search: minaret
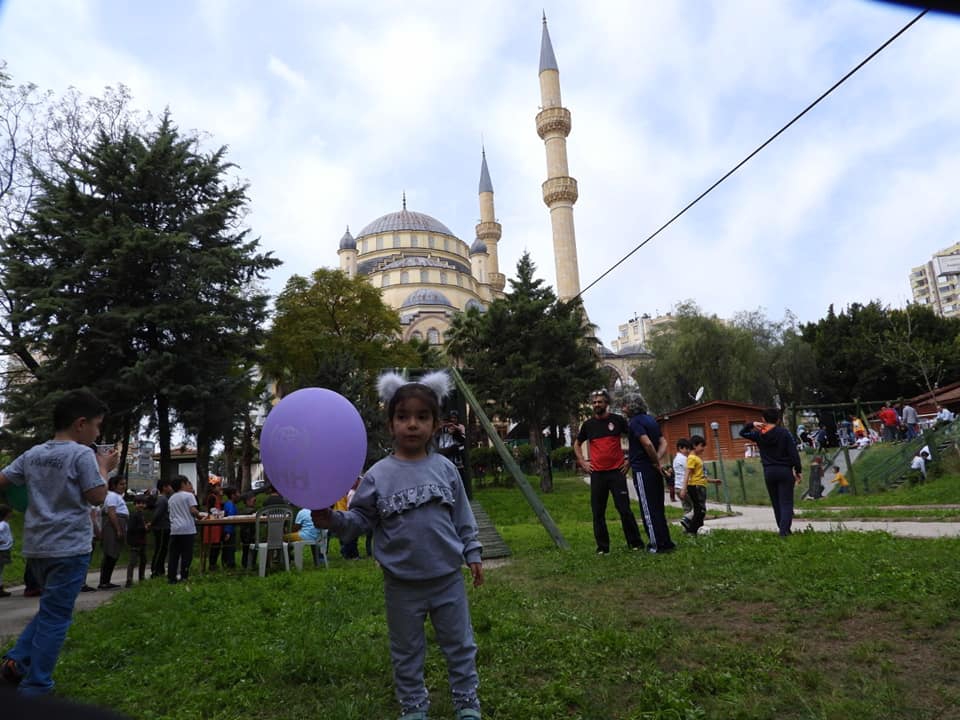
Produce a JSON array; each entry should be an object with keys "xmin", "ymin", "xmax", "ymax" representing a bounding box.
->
[
  {"xmin": 475, "ymin": 148, "xmax": 505, "ymax": 293},
  {"xmin": 537, "ymin": 14, "xmax": 581, "ymax": 301},
  {"xmin": 337, "ymin": 225, "xmax": 357, "ymax": 278}
]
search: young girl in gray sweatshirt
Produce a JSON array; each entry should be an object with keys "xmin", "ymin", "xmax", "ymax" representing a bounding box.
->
[{"xmin": 313, "ymin": 371, "xmax": 483, "ymax": 720}]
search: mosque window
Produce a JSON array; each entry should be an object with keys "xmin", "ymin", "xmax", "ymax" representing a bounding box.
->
[
  {"xmin": 440, "ymin": 271, "xmax": 447, "ymax": 285},
  {"xmin": 400, "ymin": 271, "xmax": 410, "ymax": 284},
  {"xmin": 444, "ymin": 238, "xmax": 450, "ymax": 252},
  {"xmin": 376, "ymin": 236, "xmax": 384, "ymax": 250},
  {"xmin": 393, "ymin": 233, "xmax": 400, "ymax": 248},
  {"xmin": 411, "ymin": 330, "xmax": 423, "ymax": 342},
  {"xmin": 427, "ymin": 328, "xmax": 440, "ymax": 345},
  {"xmin": 428, "ymin": 235, "xmax": 436, "ymax": 249},
  {"xmin": 382, "ymin": 273, "xmax": 390, "ymax": 287},
  {"xmin": 420, "ymin": 270, "xmax": 429, "ymax": 284},
  {"xmin": 457, "ymin": 274, "xmax": 463, "ymax": 287},
  {"xmin": 411, "ymin": 234, "xmax": 419, "ymax": 248}
]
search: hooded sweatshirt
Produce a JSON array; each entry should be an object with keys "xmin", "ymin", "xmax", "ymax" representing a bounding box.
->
[{"xmin": 739, "ymin": 423, "xmax": 802, "ymax": 475}]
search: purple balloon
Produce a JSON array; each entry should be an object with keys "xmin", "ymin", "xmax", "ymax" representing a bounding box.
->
[{"xmin": 260, "ymin": 387, "xmax": 367, "ymax": 510}]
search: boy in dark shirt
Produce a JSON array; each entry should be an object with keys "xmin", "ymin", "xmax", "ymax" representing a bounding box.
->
[{"xmin": 125, "ymin": 496, "xmax": 149, "ymax": 587}]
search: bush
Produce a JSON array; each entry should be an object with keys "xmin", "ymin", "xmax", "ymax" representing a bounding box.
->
[
  {"xmin": 470, "ymin": 445, "xmax": 506, "ymax": 487},
  {"xmin": 550, "ymin": 446, "xmax": 575, "ymax": 471},
  {"xmin": 513, "ymin": 444, "xmax": 536, "ymax": 473}
]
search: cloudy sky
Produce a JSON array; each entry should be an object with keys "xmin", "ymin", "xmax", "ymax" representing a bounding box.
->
[{"xmin": 1, "ymin": 1, "xmax": 958, "ymax": 347}]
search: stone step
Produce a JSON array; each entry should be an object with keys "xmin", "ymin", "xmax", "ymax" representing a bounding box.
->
[{"xmin": 470, "ymin": 499, "xmax": 511, "ymax": 559}]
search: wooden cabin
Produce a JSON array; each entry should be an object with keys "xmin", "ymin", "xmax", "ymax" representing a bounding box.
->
[{"xmin": 657, "ymin": 400, "xmax": 768, "ymax": 462}]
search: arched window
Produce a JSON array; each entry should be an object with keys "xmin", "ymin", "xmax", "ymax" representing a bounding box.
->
[
  {"xmin": 400, "ymin": 271, "xmax": 410, "ymax": 284},
  {"xmin": 428, "ymin": 235, "xmax": 436, "ymax": 249},
  {"xmin": 420, "ymin": 270, "xmax": 429, "ymax": 284},
  {"xmin": 427, "ymin": 328, "xmax": 440, "ymax": 345},
  {"xmin": 439, "ymin": 271, "xmax": 448, "ymax": 285},
  {"xmin": 411, "ymin": 330, "xmax": 423, "ymax": 342},
  {"xmin": 392, "ymin": 233, "xmax": 400, "ymax": 248},
  {"xmin": 443, "ymin": 238, "xmax": 450, "ymax": 251},
  {"xmin": 376, "ymin": 236, "xmax": 384, "ymax": 250},
  {"xmin": 410, "ymin": 234, "xmax": 418, "ymax": 248},
  {"xmin": 382, "ymin": 273, "xmax": 390, "ymax": 287}
]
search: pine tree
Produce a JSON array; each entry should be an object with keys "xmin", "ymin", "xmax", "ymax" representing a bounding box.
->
[
  {"xmin": 447, "ymin": 253, "xmax": 604, "ymax": 491},
  {"xmin": 1, "ymin": 113, "xmax": 279, "ymax": 477}
]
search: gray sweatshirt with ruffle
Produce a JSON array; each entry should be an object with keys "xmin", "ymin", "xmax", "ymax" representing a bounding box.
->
[{"xmin": 330, "ymin": 452, "xmax": 482, "ymax": 581}]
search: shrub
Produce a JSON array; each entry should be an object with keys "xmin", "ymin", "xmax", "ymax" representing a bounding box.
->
[{"xmin": 550, "ymin": 446, "xmax": 575, "ymax": 471}]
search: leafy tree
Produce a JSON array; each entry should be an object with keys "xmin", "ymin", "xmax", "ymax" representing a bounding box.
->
[
  {"xmin": 800, "ymin": 301, "xmax": 960, "ymax": 404},
  {"xmin": 263, "ymin": 268, "xmax": 427, "ymax": 467},
  {"xmin": 446, "ymin": 253, "xmax": 604, "ymax": 492},
  {"xmin": 0, "ymin": 65, "xmax": 143, "ymax": 379},
  {"xmin": 0, "ymin": 112, "xmax": 279, "ymax": 478}
]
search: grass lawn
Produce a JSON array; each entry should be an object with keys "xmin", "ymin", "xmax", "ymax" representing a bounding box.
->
[{"xmin": 5, "ymin": 472, "xmax": 958, "ymax": 719}]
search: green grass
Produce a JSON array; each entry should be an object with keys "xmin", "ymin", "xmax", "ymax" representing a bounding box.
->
[
  {"xmin": 795, "ymin": 507, "xmax": 960, "ymax": 522},
  {"xmin": 4, "ymin": 472, "xmax": 959, "ymax": 719}
]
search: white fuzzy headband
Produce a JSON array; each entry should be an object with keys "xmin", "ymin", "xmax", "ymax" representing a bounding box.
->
[{"xmin": 377, "ymin": 370, "xmax": 452, "ymax": 405}]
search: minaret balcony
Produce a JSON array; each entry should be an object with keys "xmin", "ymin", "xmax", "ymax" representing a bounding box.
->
[
  {"xmin": 542, "ymin": 176, "xmax": 579, "ymax": 206},
  {"xmin": 536, "ymin": 106, "xmax": 572, "ymax": 139},
  {"xmin": 488, "ymin": 272, "xmax": 506, "ymax": 291},
  {"xmin": 475, "ymin": 221, "xmax": 502, "ymax": 242}
]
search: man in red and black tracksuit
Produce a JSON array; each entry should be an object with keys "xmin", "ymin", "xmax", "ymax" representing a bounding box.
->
[{"xmin": 574, "ymin": 390, "xmax": 643, "ymax": 554}]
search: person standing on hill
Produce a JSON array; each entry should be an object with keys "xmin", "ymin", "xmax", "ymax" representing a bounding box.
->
[
  {"xmin": 150, "ymin": 478, "xmax": 172, "ymax": 579},
  {"xmin": 740, "ymin": 408, "xmax": 803, "ymax": 537},
  {"xmin": 574, "ymin": 389, "xmax": 643, "ymax": 555}
]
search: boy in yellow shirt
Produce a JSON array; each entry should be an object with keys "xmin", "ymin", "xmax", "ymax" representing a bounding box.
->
[
  {"xmin": 831, "ymin": 466, "xmax": 849, "ymax": 495},
  {"xmin": 678, "ymin": 435, "xmax": 708, "ymax": 534}
]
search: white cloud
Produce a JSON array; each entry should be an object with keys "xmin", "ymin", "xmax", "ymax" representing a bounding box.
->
[{"xmin": 1, "ymin": 0, "xmax": 958, "ymax": 347}]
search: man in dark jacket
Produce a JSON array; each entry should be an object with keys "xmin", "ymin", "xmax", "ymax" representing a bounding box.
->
[{"xmin": 740, "ymin": 408, "xmax": 803, "ymax": 536}]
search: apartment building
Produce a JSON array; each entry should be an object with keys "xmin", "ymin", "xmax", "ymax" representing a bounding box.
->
[{"xmin": 910, "ymin": 242, "xmax": 960, "ymax": 318}]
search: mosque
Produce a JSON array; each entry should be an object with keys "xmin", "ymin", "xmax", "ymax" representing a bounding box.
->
[{"xmin": 335, "ymin": 17, "xmax": 644, "ymax": 386}]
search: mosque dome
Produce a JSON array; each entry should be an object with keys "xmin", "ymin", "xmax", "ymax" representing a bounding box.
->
[
  {"xmin": 357, "ymin": 209, "xmax": 454, "ymax": 238},
  {"xmin": 338, "ymin": 227, "xmax": 356, "ymax": 250},
  {"xmin": 401, "ymin": 289, "xmax": 454, "ymax": 308},
  {"xmin": 465, "ymin": 299, "xmax": 485, "ymax": 313},
  {"xmin": 469, "ymin": 238, "xmax": 487, "ymax": 255}
]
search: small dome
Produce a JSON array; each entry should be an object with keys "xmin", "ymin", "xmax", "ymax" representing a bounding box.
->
[
  {"xmin": 339, "ymin": 227, "xmax": 356, "ymax": 250},
  {"xmin": 469, "ymin": 238, "xmax": 488, "ymax": 255},
  {"xmin": 465, "ymin": 299, "xmax": 486, "ymax": 313},
  {"xmin": 401, "ymin": 289, "xmax": 454, "ymax": 308},
  {"xmin": 357, "ymin": 209, "xmax": 454, "ymax": 238}
]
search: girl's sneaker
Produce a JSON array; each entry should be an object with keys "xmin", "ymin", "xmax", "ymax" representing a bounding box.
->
[
  {"xmin": 398, "ymin": 714, "xmax": 428, "ymax": 720},
  {"xmin": 455, "ymin": 710, "xmax": 481, "ymax": 720}
]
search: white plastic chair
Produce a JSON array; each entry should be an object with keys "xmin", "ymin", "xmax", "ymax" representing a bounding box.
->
[
  {"xmin": 249, "ymin": 506, "xmax": 292, "ymax": 576},
  {"xmin": 292, "ymin": 529, "xmax": 330, "ymax": 570}
]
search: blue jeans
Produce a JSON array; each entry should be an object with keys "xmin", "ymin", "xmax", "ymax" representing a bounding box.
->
[{"xmin": 5, "ymin": 554, "xmax": 90, "ymax": 696}]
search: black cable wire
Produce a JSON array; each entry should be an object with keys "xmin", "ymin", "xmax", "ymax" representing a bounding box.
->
[{"xmin": 575, "ymin": 8, "xmax": 928, "ymax": 301}]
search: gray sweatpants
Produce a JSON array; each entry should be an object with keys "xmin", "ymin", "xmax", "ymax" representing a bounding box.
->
[{"xmin": 383, "ymin": 569, "xmax": 480, "ymax": 715}]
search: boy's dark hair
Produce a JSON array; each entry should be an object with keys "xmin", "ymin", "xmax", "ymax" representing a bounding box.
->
[
  {"xmin": 157, "ymin": 478, "xmax": 172, "ymax": 492},
  {"xmin": 676, "ymin": 438, "xmax": 693, "ymax": 451},
  {"xmin": 108, "ymin": 475, "xmax": 125, "ymax": 491},
  {"xmin": 0, "ymin": 503, "xmax": 11, "ymax": 520},
  {"xmin": 690, "ymin": 435, "xmax": 706, "ymax": 447},
  {"xmin": 833, "ymin": 465, "xmax": 840, "ymax": 472},
  {"xmin": 53, "ymin": 389, "xmax": 108, "ymax": 432},
  {"xmin": 762, "ymin": 407, "xmax": 782, "ymax": 424},
  {"xmin": 387, "ymin": 383, "xmax": 441, "ymax": 424},
  {"xmin": 171, "ymin": 474, "xmax": 190, "ymax": 492},
  {"xmin": 223, "ymin": 487, "xmax": 238, "ymax": 500}
]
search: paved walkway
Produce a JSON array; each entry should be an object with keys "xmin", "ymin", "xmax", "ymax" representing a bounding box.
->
[
  {"xmin": 0, "ymin": 568, "xmax": 147, "ymax": 644},
  {"xmin": 594, "ymin": 475, "xmax": 960, "ymax": 539}
]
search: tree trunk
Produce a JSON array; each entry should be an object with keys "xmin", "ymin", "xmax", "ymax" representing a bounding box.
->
[
  {"xmin": 240, "ymin": 413, "xmax": 253, "ymax": 493},
  {"xmin": 224, "ymin": 432, "xmax": 236, "ymax": 487},
  {"xmin": 157, "ymin": 393, "xmax": 173, "ymax": 481},
  {"xmin": 196, "ymin": 429, "xmax": 211, "ymax": 503},
  {"xmin": 118, "ymin": 413, "xmax": 132, "ymax": 480},
  {"xmin": 530, "ymin": 425, "xmax": 553, "ymax": 493}
]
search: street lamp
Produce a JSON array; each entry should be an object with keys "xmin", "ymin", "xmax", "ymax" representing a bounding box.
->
[{"xmin": 710, "ymin": 421, "xmax": 733, "ymax": 513}]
